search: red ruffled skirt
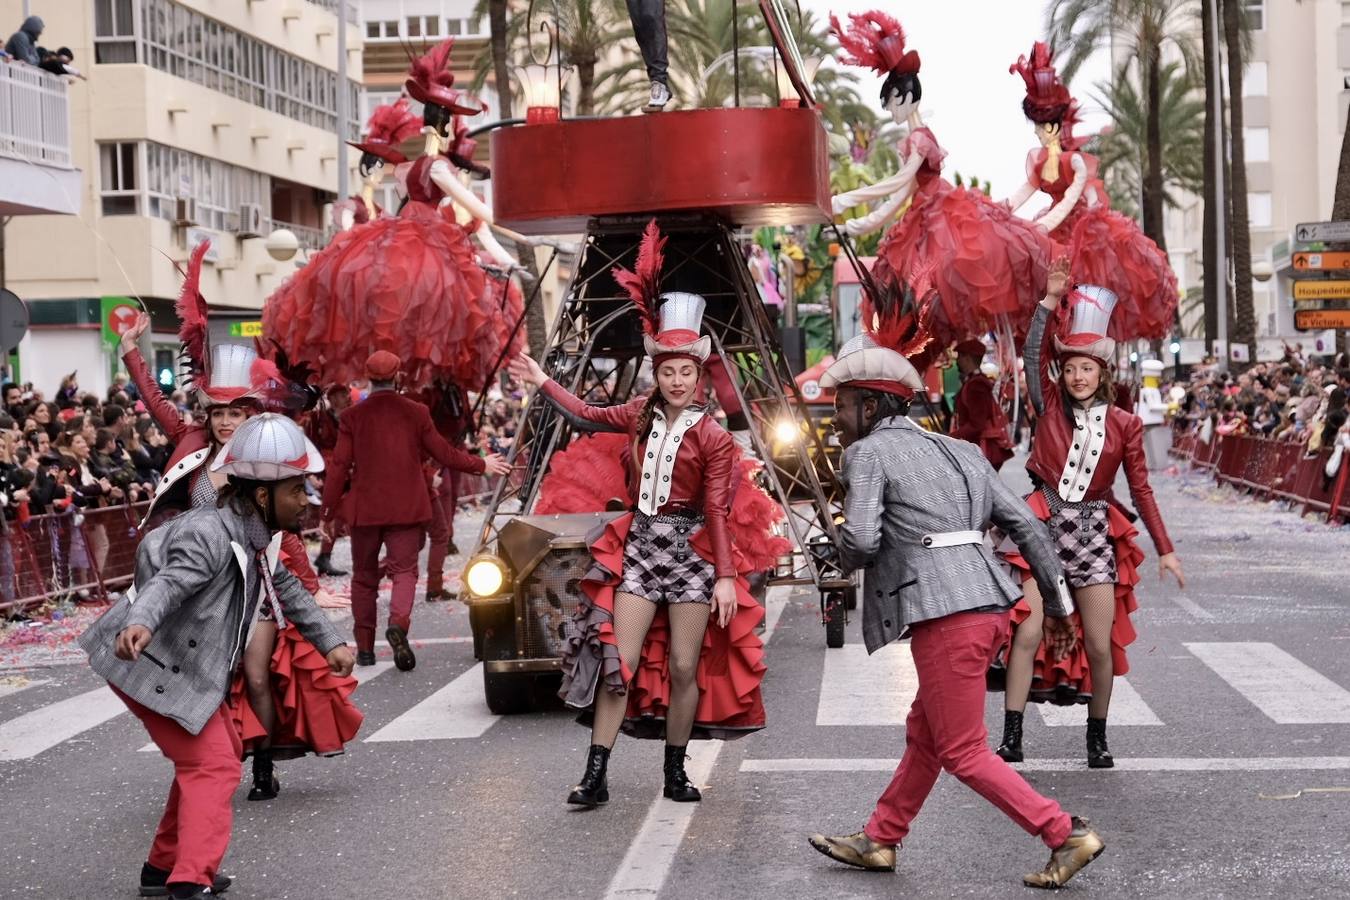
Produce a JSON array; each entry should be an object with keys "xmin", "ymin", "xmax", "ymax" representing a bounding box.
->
[
  {"xmin": 992, "ymin": 490, "xmax": 1144, "ymax": 705},
  {"xmin": 229, "ymin": 625, "xmax": 364, "ymax": 759},
  {"xmin": 558, "ymin": 511, "xmax": 767, "ymax": 740},
  {"xmin": 1052, "ymin": 205, "xmax": 1178, "ymax": 342},
  {"xmin": 877, "ymin": 178, "xmax": 1051, "ymax": 345},
  {"xmin": 263, "ymin": 202, "xmax": 501, "ymax": 391}
]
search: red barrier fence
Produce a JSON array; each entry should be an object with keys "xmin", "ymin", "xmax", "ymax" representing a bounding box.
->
[
  {"xmin": 1170, "ymin": 431, "xmax": 1350, "ymax": 523},
  {"xmin": 1, "ymin": 502, "xmax": 150, "ymax": 616}
]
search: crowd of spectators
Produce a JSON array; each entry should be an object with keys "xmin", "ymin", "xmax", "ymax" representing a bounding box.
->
[{"xmin": 1169, "ymin": 346, "xmax": 1350, "ymax": 458}]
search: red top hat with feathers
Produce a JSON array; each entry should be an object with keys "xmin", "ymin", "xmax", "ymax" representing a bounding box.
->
[
  {"xmin": 820, "ymin": 262, "xmax": 941, "ymax": 399},
  {"xmin": 1010, "ymin": 41, "xmax": 1088, "ymax": 149},
  {"xmin": 176, "ymin": 241, "xmax": 273, "ymax": 408},
  {"xmin": 348, "ymin": 98, "xmax": 422, "ymax": 165},
  {"xmin": 405, "ymin": 39, "xmax": 483, "ymax": 116},
  {"xmin": 611, "ymin": 221, "xmax": 712, "ymax": 365},
  {"xmin": 829, "ymin": 10, "xmax": 920, "ymax": 78}
]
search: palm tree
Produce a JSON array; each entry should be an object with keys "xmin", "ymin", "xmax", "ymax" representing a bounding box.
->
[
  {"xmin": 1221, "ymin": 0, "xmax": 1256, "ymax": 364},
  {"xmin": 1201, "ymin": 0, "xmax": 1220, "ymax": 349},
  {"xmin": 1047, "ymin": 0, "xmax": 1201, "ymax": 253},
  {"xmin": 1091, "ymin": 60, "xmax": 1204, "ymax": 220}
]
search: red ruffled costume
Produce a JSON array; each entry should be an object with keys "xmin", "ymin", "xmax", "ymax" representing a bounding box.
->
[{"xmin": 874, "ymin": 127, "xmax": 1051, "ymax": 345}]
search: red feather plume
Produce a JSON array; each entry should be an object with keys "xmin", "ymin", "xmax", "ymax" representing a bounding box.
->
[
  {"xmin": 861, "ymin": 261, "xmax": 942, "ymax": 374},
  {"xmin": 365, "ymin": 98, "xmax": 422, "ymax": 146},
  {"xmin": 830, "ymin": 10, "xmax": 919, "ymax": 76},
  {"xmin": 175, "ymin": 240, "xmax": 211, "ymax": 391},
  {"xmin": 407, "ymin": 38, "xmax": 456, "ymax": 91},
  {"xmin": 611, "ymin": 219, "xmax": 666, "ymax": 338}
]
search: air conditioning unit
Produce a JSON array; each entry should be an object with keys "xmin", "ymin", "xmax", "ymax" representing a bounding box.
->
[
  {"xmin": 174, "ymin": 197, "xmax": 198, "ymax": 226},
  {"xmin": 237, "ymin": 202, "xmax": 265, "ymax": 238}
]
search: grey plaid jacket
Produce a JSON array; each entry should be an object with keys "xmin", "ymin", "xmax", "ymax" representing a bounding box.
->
[
  {"xmin": 838, "ymin": 416, "xmax": 1072, "ymax": 655},
  {"xmin": 79, "ymin": 505, "xmax": 345, "ymax": 735}
]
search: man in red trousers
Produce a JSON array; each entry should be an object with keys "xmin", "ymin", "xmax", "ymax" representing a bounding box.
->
[
  {"xmin": 949, "ymin": 339, "xmax": 1014, "ymax": 471},
  {"xmin": 321, "ymin": 352, "xmax": 510, "ymax": 670}
]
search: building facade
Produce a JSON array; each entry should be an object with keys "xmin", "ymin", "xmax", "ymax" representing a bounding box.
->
[{"xmin": 1, "ymin": 0, "xmax": 362, "ymax": 398}]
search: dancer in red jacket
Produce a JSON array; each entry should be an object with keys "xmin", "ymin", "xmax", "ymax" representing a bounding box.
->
[
  {"xmin": 949, "ymin": 339, "xmax": 1014, "ymax": 471},
  {"xmin": 509, "ymin": 222, "xmax": 766, "ymax": 810},
  {"xmin": 995, "ymin": 258, "xmax": 1185, "ymax": 768},
  {"xmin": 320, "ymin": 351, "xmax": 509, "ymax": 671}
]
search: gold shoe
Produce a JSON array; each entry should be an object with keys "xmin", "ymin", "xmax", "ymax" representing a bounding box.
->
[
  {"xmin": 807, "ymin": 831, "xmax": 896, "ymax": 872},
  {"xmin": 1023, "ymin": 817, "xmax": 1105, "ymax": 889}
]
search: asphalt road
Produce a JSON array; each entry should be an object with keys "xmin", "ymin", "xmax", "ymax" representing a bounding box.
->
[{"xmin": 2, "ymin": 458, "xmax": 1349, "ymax": 900}]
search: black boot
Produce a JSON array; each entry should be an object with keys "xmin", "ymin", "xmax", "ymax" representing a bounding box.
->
[
  {"xmin": 567, "ymin": 744, "xmax": 610, "ymax": 808},
  {"xmin": 247, "ymin": 750, "xmax": 279, "ymax": 801},
  {"xmin": 139, "ymin": 862, "xmax": 232, "ymax": 897},
  {"xmin": 315, "ymin": 553, "xmax": 348, "ymax": 577},
  {"xmin": 1086, "ymin": 717, "xmax": 1114, "ymax": 769},
  {"xmin": 663, "ymin": 744, "xmax": 702, "ymax": 802},
  {"xmin": 995, "ymin": 710, "xmax": 1024, "ymax": 763}
]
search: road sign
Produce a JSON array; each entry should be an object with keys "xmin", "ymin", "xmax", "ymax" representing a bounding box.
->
[
  {"xmin": 0, "ymin": 289, "xmax": 29, "ymax": 352},
  {"xmin": 228, "ymin": 321, "xmax": 263, "ymax": 338},
  {"xmin": 1295, "ymin": 309, "xmax": 1350, "ymax": 331},
  {"xmin": 1292, "ymin": 280, "xmax": 1350, "ymax": 301},
  {"xmin": 1295, "ymin": 221, "xmax": 1350, "ymax": 243},
  {"xmin": 100, "ymin": 296, "xmax": 139, "ymax": 344},
  {"xmin": 1293, "ymin": 251, "xmax": 1350, "ymax": 271}
]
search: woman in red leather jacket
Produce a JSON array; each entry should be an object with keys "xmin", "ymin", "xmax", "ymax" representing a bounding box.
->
[
  {"xmin": 509, "ymin": 281, "xmax": 765, "ymax": 810},
  {"xmin": 997, "ymin": 258, "xmax": 1185, "ymax": 769},
  {"xmin": 118, "ymin": 252, "xmax": 358, "ymax": 803}
]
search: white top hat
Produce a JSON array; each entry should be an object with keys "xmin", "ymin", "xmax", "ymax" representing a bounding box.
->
[
  {"xmin": 643, "ymin": 291, "xmax": 712, "ymax": 362},
  {"xmin": 211, "ymin": 413, "xmax": 324, "ymax": 481},
  {"xmin": 1140, "ymin": 359, "xmax": 1165, "ymax": 376},
  {"xmin": 1053, "ymin": 284, "xmax": 1119, "ymax": 364},
  {"xmin": 199, "ymin": 343, "xmax": 260, "ymax": 407},
  {"xmin": 819, "ymin": 333, "xmax": 925, "ymax": 395}
]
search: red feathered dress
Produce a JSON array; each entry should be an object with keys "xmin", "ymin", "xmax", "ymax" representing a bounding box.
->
[
  {"xmin": 536, "ymin": 382, "xmax": 768, "ymax": 741},
  {"xmin": 875, "ymin": 127, "xmax": 1051, "ymax": 345},
  {"xmin": 1025, "ymin": 148, "xmax": 1177, "ymax": 340},
  {"xmin": 263, "ymin": 154, "xmax": 503, "ymax": 392}
]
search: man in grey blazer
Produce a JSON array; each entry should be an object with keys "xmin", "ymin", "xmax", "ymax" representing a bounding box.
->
[
  {"xmin": 806, "ymin": 333, "xmax": 1105, "ymax": 890},
  {"xmin": 80, "ymin": 415, "xmax": 354, "ymax": 900}
]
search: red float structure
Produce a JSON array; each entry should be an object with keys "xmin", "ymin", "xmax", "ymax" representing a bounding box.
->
[{"xmin": 465, "ymin": 104, "xmax": 855, "ymax": 711}]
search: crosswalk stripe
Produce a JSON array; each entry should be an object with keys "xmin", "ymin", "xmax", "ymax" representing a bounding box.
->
[
  {"xmin": 1185, "ymin": 642, "xmax": 1350, "ymax": 724},
  {"xmin": 364, "ymin": 663, "xmax": 499, "ymax": 742},
  {"xmin": 741, "ymin": 756, "xmax": 1350, "ymax": 773},
  {"xmin": 817, "ymin": 643, "xmax": 917, "ymax": 726},
  {"xmin": 0, "ymin": 678, "xmax": 50, "ymax": 700},
  {"xmin": 1035, "ymin": 677, "xmax": 1163, "ymax": 727},
  {"xmin": 0, "ymin": 686, "xmax": 125, "ymax": 761}
]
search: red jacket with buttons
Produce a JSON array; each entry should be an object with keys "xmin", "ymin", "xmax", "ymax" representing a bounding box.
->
[
  {"xmin": 539, "ymin": 379, "xmax": 738, "ymax": 577},
  {"xmin": 949, "ymin": 373, "xmax": 1014, "ymax": 471},
  {"xmin": 320, "ymin": 390, "xmax": 486, "ymax": 528}
]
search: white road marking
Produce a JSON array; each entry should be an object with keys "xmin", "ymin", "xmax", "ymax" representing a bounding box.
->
[
  {"xmin": 0, "ymin": 686, "xmax": 125, "ymax": 761},
  {"xmin": 1035, "ymin": 678, "xmax": 1163, "ymax": 727},
  {"xmin": 1186, "ymin": 642, "xmax": 1350, "ymax": 724},
  {"xmin": 603, "ymin": 740, "xmax": 724, "ymax": 899},
  {"xmin": 372, "ymin": 636, "xmax": 473, "ymax": 647},
  {"xmin": 740, "ymin": 757, "xmax": 1350, "ymax": 773},
  {"xmin": 1170, "ymin": 594, "xmax": 1215, "ymax": 621},
  {"xmin": 363, "ymin": 662, "xmax": 499, "ymax": 742},
  {"xmin": 0, "ymin": 678, "xmax": 50, "ymax": 700},
  {"xmin": 817, "ymin": 643, "xmax": 917, "ymax": 726},
  {"xmin": 760, "ymin": 584, "xmax": 793, "ymax": 644}
]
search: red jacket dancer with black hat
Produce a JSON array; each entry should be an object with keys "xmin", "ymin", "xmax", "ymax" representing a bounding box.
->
[
  {"xmin": 949, "ymin": 339, "xmax": 1015, "ymax": 471},
  {"xmin": 320, "ymin": 351, "xmax": 509, "ymax": 671}
]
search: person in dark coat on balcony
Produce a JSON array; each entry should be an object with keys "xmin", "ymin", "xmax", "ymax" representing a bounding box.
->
[{"xmin": 4, "ymin": 15, "xmax": 43, "ymax": 66}]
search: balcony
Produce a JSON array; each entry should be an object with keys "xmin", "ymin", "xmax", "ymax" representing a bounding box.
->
[{"xmin": 0, "ymin": 63, "xmax": 82, "ymax": 216}]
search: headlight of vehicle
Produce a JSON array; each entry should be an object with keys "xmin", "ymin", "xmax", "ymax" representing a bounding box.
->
[
  {"xmin": 773, "ymin": 418, "xmax": 802, "ymax": 448},
  {"xmin": 465, "ymin": 554, "xmax": 510, "ymax": 599}
]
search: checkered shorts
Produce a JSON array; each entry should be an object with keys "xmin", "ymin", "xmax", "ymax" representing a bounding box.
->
[
  {"xmin": 1041, "ymin": 487, "xmax": 1117, "ymax": 588},
  {"xmin": 617, "ymin": 513, "xmax": 716, "ymax": 605}
]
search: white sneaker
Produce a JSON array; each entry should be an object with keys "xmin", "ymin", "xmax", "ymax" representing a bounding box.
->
[{"xmin": 643, "ymin": 81, "xmax": 672, "ymax": 113}]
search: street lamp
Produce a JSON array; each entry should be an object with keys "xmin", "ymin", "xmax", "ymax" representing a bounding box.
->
[
  {"xmin": 1252, "ymin": 259, "xmax": 1274, "ymax": 283},
  {"xmin": 515, "ymin": 62, "xmax": 563, "ymax": 124},
  {"xmin": 776, "ymin": 55, "xmax": 822, "ymax": 108},
  {"xmin": 265, "ymin": 228, "xmax": 300, "ymax": 262}
]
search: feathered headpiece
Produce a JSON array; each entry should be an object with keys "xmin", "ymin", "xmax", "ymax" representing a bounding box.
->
[
  {"xmin": 611, "ymin": 219, "xmax": 667, "ymax": 339},
  {"xmin": 251, "ymin": 338, "xmax": 323, "ymax": 414},
  {"xmin": 404, "ymin": 39, "xmax": 482, "ymax": 115},
  {"xmin": 830, "ymin": 11, "xmax": 920, "ymax": 77},
  {"xmin": 820, "ymin": 261, "xmax": 938, "ymax": 398},
  {"xmin": 175, "ymin": 240, "xmax": 211, "ymax": 395},
  {"xmin": 349, "ymin": 98, "xmax": 422, "ymax": 164},
  {"xmin": 1011, "ymin": 42, "xmax": 1072, "ymax": 126}
]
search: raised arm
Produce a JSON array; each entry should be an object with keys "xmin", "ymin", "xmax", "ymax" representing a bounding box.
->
[
  {"xmin": 1025, "ymin": 256, "xmax": 1070, "ymax": 418},
  {"xmin": 120, "ymin": 313, "xmax": 189, "ymax": 442}
]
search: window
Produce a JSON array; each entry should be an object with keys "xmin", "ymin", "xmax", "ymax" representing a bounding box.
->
[
  {"xmin": 1244, "ymin": 127, "xmax": 1270, "ymax": 163},
  {"xmin": 406, "ymin": 16, "xmax": 440, "ymax": 38},
  {"xmin": 1244, "ymin": 0, "xmax": 1264, "ymax": 30},
  {"xmin": 1343, "ymin": 0, "xmax": 1350, "ymax": 24},
  {"xmin": 143, "ymin": 142, "xmax": 271, "ymax": 230},
  {"xmin": 99, "ymin": 143, "xmax": 140, "ymax": 215},
  {"xmin": 447, "ymin": 18, "xmax": 463, "ymax": 35},
  {"xmin": 1247, "ymin": 192, "xmax": 1273, "ymax": 228},
  {"xmin": 365, "ymin": 19, "xmax": 399, "ymax": 41},
  {"xmin": 1243, "ymin": 61, "xmax": 1267, "ymax": 97},
  {"xmin": 94, "ymin": 0, "xmax": 137, "ymax": 62}
]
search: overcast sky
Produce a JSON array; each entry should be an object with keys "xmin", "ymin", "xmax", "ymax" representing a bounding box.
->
[{"xmin": 802, "ymin": 0, "xmax": 1113, "ymax": 198}]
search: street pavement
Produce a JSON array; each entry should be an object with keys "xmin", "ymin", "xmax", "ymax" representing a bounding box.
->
[{"xmin": 2, "ymin": 458, "xmax": 1349, "ymax": 899}]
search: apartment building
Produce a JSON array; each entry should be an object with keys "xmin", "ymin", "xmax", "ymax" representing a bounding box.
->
[{"xmin": 1, "ymin": 0, "xmax": 362, "ymax": 398}]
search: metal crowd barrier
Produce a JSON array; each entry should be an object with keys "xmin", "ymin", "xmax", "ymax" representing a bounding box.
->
[
  {"xmin": 1170, "ymin": 431, "xmax": 1349, "ymax": 523},
  {"xmin": 1, "ymin": 502, "xmax": 150, "ymax": 616}
]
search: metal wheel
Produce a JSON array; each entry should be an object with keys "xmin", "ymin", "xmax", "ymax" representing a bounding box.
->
[
  {"xmin": 823, "ymin": 591, "xmax": 846, "ymax": 648},
  {"xmin": 481, "ymin": 618, "xmax": 533, "ymax": 714}
]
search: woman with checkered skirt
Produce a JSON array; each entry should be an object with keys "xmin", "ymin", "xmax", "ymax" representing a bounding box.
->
[
  {"xmin": 508, "ymin": 223, "xmax": 766, "ymax": 810},
  {"xmin": 995, "ymin": 258, "xmax": 1185, "ymax": 768}
]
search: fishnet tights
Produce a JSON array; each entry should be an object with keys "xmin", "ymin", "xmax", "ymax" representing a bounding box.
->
[
  {"xmin": 590, "ymin": 592, "xmax": 711, "ymax": 748},
  {"xmin": 1005, "ymin": 580, "xmax": 1118, "ymax": 718}
]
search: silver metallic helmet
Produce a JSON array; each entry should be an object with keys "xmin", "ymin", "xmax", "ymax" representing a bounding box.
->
[{"xmin": 210, "ymin": 413, "xmax": 324, "ymax": 481}]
